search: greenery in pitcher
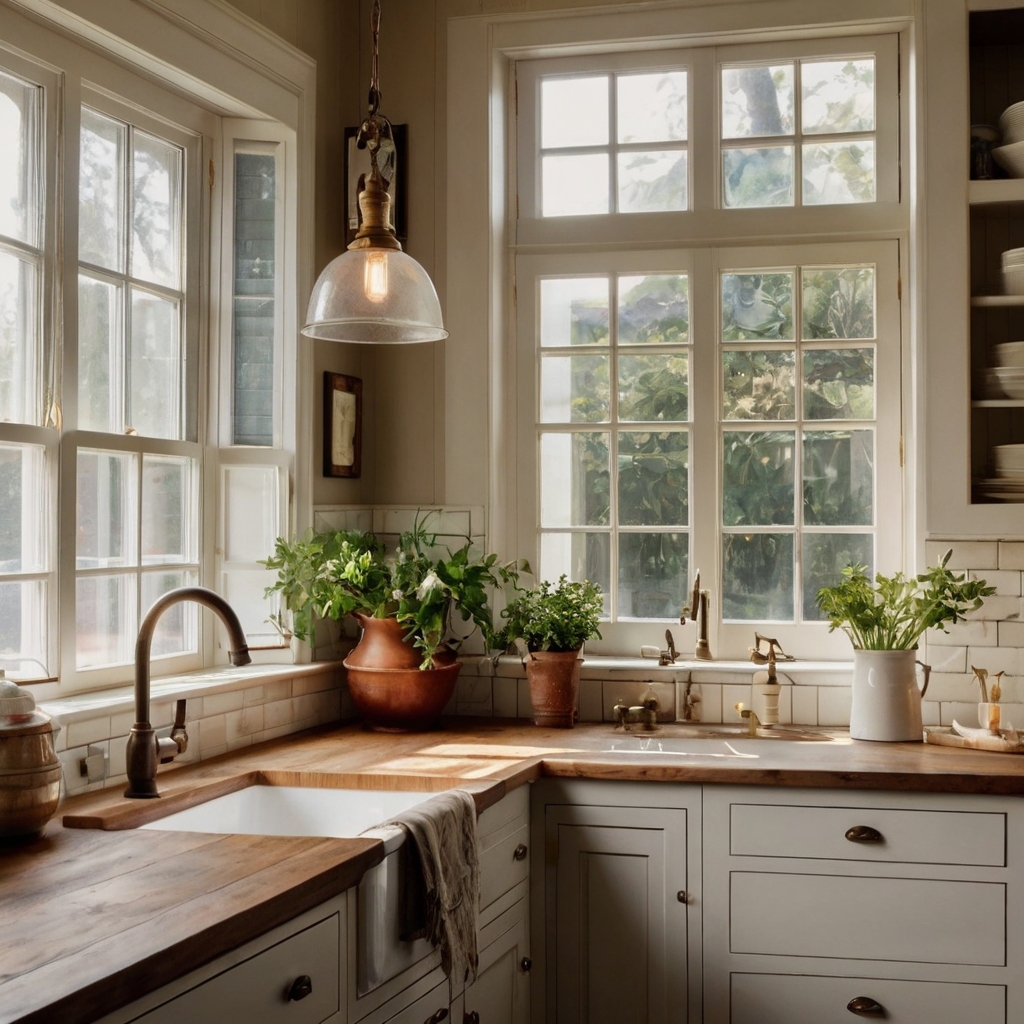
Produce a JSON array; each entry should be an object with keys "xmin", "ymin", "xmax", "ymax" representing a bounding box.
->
[
  {"xmin": 263, "ymin": 516, "xmax": 522, "ymax": 669},
  {"xmin": 816, "ymin": 550, "xmax": 995, "ymax": 650},
  {"xmin": 492, "ymin": 575, "xmax": 604, "ymax": 653}
]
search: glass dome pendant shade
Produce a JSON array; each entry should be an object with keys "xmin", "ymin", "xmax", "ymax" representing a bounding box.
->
[{"xmin": 302, "ymin": 2, "xmax": 446, "ymax": 344}]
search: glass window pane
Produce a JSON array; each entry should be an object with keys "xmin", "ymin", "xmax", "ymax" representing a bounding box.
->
[
  {"xmin": 802, "ymin": 140, "xmax": 875, "ymax": 205},
  {"xmin": 541, "ymin": 76, "xmax": 609, "ymax": 148},
  {"xmin": 223, "ymin": 569, "xmax": 279, "ymax": 641},
  {"xmin": 540, "ymin": 353, "xmax": 610, "ymax": 423},
  {"xmin": 0, "ymin": 579, "xmax": 47, "ymax": 678},
  {"xmin": 723, "ymin": 533, "xmax": 794, "ymax": 621},
  {"xmin": 803, "ymin": 429, "xmax": 874, "ymax": 526},
  {"xmin": 618, "ymin": 274, "xmax": 689, "ymax": 345},
  {"xmin": 543, "ymin": 154, "xmax": 610, "ymax": 217},
  {"xmin": 77, "ymin": 275, "xmax": 121, "ymax": 434},
  {"xmin": 539, "ymin": 531, "xmax": 610, "ymax": 612},
  {"xmin": 223, "ymin": 465, "xmax": 279, "ymax": 563},
  {"xmin": 618, "ymin": 150, "xmax": 687, "ymax": 213},
  {"xmin": 130, "ymin": 289, "xmax": 180, "ymax": 439},
  {"xmin": 0, "ymin": 443, "xmax": 47, "ymax": 572},
  {"xmin": 801, "ymin": 59, "xmax": 875, "ymax": 135},
  {"xmin": 540, "ymin": 431, "xmax": 610, "ymax": 527},
  {"xmin": 77, "ymin": 449, "xmax": 137, "ymax": 569},
  {"xmin": 235, "ymin": 153, "xmax": 276, "ymax": 295},
  {"xmin": 723, "ymin": 350, "xmax": 796, "ymax": 421},
  {"xmin": 618, "ymin": 353, "xmax": 688, "ymax": 422},
  {"xmin": 618, "ymin": 431, "xmax": 688, "ymax": 526},
  {"xmin": 142, "ymin": 455, "xmax": 194, "ymax": 565},
  {"xmin": 721, "ymin": 64, "xmax": 794, "ymax": 138},
  {"xmin": 233, "ymin": 297, "xmax": 275, "ymax": 445},
  {"xmin": 0, "ymin": 69, "xmax": 41, "ymax": 246},
  {"xmin": 803, "ymin": 533, "xmax": 873, "ymax": 621},
  {"xmin": 803, "ymin": 348, "xmax": 874, "ymax": 419},
  {"xmin": 0, "ymin": 250, "xmax": 39, "ymax": 426},
  {"xmin": 618, "ymin": 532, "xmax": 688, "ymax": 619},
  {"xmin": 723, "ymin": 146, "xmax": 794, "ymax": 208},
  {"xmin": 802, "ymin": 266, "xmax": 875, "ymax": 339},
  {"xmin": 617, "ymin": 71, "xmax": 687, "ymax": 143},
  {"xmin": 541, "ymin": 278, "xmax": 609, "ymax": 347},
  {"xmin": 723, "ymin": 431, "xmax": 795, "ymax": 526},
  {"xmin": 76, "ymin": 573, "xmax": 134, "ymax": 669},
  {"xmin": 80, "ymin": 108, "xmax": 125, "ymax": 273},
  {"xmin": 142, "ymin": 569, "xmax": 198, "ymax": 658},
  {"xmin": 132, "ymin": 130, "xmax": 182, "ymax": 288},
  {"xmin": 722, "ymin": 272, "xmax": 793, "ymax": 340}
]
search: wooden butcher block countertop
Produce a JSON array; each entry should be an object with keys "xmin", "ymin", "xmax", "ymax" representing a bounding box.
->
[{"xmin": 5, "ymin": 717, "xmax": 1024, "ymax": 1024}]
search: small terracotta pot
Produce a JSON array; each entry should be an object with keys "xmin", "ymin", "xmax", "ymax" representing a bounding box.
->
[
  {"xmin": 343, "ymin": 614, "xmax": 460, "ymax": 732},
  {"xmin": 527, "ymin": 649, "xmax": 582, "ymax": 728}
]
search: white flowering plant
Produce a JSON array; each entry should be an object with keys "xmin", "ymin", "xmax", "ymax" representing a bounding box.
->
[
  {"xmin": 263, "ymin": 515, "xmax": 522, "ymax": 669},
  {"xmin": 493, "ymin": 575, "xmax": 604, "ymax": 653}
]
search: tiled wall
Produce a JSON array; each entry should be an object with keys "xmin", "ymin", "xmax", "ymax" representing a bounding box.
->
[{"xmin": 50, "ymin": 668, "xmax": 353, "ymax": 799}]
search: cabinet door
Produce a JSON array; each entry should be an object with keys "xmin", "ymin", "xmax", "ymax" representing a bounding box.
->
[
  {"xmin": 379, "ymin": 977, "xmax": 451, "ymax": 1024},
  {"xmin": 545, "ymin": 804, "xmax": 689, "ymax": 1024},
  {"xmin": 461, "ymin": 915, "xmax": 529, "ymax": 1024}
]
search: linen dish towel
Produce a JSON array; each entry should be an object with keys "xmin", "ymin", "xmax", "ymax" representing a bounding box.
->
[{"xmin": 386, "ymin": 788, "xmax": 480, "ymax": 983}]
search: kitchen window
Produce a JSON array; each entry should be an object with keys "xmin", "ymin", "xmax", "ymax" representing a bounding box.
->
[
  {"xmin": 0, "ymin": 6, "xmax": 303, "ymax": 691},
  {"xmin": 513, "ymin": 35, "xmax": 905, "ymax": 659}
]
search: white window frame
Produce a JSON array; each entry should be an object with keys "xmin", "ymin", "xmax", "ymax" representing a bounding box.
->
[
  {"xmin": 0, "ymin": 0, "xmax": 314, "ymax": 696},
  {"xmin": 445, "ymin": 1, "xmax": 912, "ymax": 663}
]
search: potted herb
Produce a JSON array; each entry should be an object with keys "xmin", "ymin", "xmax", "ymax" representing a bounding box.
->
[
  {"xmin": 493, "ymin": 575, "xmax": 604, "ymax": 728},
  {"xmin": 816, "ymin": 551, "xmax": 994, "ymax": 741},
  {"xmin": 263, "ymin": 517, "xmax": 518, "ymax": 731}
]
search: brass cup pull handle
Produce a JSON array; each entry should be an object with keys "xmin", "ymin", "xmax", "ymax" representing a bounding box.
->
[
  {"xmin": 847, "ymin": 995, "xmax": 886, "ymax": 1017},
  {"xmin": 424, "ymin": 1011, "xmax": 448, "ymax": 1024},
  {"xmin": 513, "ymin": 843, "xmax": 528, "ymax": 861},
  {"xmin": 286, "ymin": 975, "xmax": 313, "ymax": 1001},
  {"xmin": 845, "ymin": 824, "xmax": 883, "ymax": 843}
]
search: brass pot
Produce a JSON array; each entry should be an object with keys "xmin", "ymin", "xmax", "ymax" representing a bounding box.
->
[{"xmin": 0, "ymin": 712, "xmax": 62, "ymax": 839}]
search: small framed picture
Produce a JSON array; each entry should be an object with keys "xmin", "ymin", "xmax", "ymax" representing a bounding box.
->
[
  {"xmin": 344, "ymin": 123, "xmax": 408, "ymax": 245},
  {"xmin": 323, "ymin": 372, "xmax": 362, "ymax": 478}
]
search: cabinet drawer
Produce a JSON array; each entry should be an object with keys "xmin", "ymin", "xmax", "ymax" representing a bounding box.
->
[
  {"xmin": 731, "ymin": 872, "xmax": 1005, "ymax": 965},
  {"xmin": 132, "ymin": 913, "xmax": 339, "ymax": 1024},
  {"xmin": 730, "ymin": 971, "xmax": 1005, "ymax": 1024},
  {"xmin": 730, "ymin": 803, "xmax": 1005, "ymax": 866},
  {"xmin": 480, "ymin": 821, "xmax": 529, "ymax": 912}
]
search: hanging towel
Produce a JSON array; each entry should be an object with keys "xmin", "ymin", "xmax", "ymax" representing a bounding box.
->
[{"xmin": 386, "ymin": 788, "xmax": 480, "ymax": 983}]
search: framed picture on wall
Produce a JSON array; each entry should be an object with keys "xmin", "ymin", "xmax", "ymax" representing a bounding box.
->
[
  {"xmin": 344, "ymin": 123, "xmax": 408, "ymax": 245},
  {"xmin": 323, "ymin": 372, "xmax": 362, "ymax": 478}
]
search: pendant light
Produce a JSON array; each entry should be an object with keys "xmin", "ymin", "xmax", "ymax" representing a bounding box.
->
[{"xmin": 302, "ymin": 0, "xmax": 447, "ymax": 344}]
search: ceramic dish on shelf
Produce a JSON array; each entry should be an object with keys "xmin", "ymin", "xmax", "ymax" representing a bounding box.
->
[
  {"xmin": 994, "ymin": 341, "xmax": 1024, "ymax": 367},
  {"xmin": 999, "ymin": 101, "xmax": 1024, "ymax": 142},
  {"xmin": 1003, "ymin": 268, "xmax": 1024, "ymax": 295},
  {"xmin": 992, "ymin": 443, "xmax": 1024, "ymax": 475},
  {"xmin": 975, "ymin": 368, "xmax": 1006, "ymax": 399},
  {"xmin": 991, "ymin": 367, "xmax": 1024, "ymax": 398},
  {"xmin": 993, "ymin": 140, "xmax": 1024, "ymax": 177}
]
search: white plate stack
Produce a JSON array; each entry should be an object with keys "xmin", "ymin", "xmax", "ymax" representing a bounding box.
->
[
  {"xmin": 991, "ymin": 340, "xmax": 1024, "ymax": 397},
  {"xmin": 981, "ymin": 443, "xmax": 1024, "ymax": 501},
  {"xmin": 995, "ymin": 102, "xmax": 1024, "ymax": 176},
  {"xmin": 1003, "ymin": 247, "xmax": 1024, "ymax": 294}
]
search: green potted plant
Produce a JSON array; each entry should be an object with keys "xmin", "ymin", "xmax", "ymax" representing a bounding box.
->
[
  {"xmin": 493, "ymin": 575, "xmax": 603, "ymax": 728},
  {"xmin": 816, "ymin": 550, "xmax": 994, "ymax": 741},
  {"xmin": 263, "ymin": 516, "xmax": 519, "ymax": 731}
]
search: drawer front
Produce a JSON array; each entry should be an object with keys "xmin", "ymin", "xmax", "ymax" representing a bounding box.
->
[
  {"xmin": 480, "ymin": 821, "xmax": 529, "ymax": 911},
  {"xmin": 134, "ymin": 914, "xmax": 339, "ymax": 1024},
  {"xmin": 730, "ymin": 972, "xmax": 1005, "ymax": 1024},
  {"xmin": 478, "ymin": 784, "xmax": 528, "ymax": 839},
  {"xmin": 378, "ymin": 977, "xmax": 450, "ymax": 1024},
  {"xmin": 730, "ymin": 803, "xmax": 1006, "ymax": 866},
  {"xmin": 731, "ymin": 872, "xmax": 1005, "ymax": 965}
]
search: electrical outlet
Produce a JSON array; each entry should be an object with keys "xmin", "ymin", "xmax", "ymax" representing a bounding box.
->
[{"xmin": 79, "ymin": 744, "xmax": 107, "ymax": 783}]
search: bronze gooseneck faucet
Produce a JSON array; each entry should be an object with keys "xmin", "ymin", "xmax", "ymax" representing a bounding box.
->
[
  {"xmin": 680, "ymin": 569, "xmax": 712, "ymax": 661},
  {"xmin": 125, "ymin": 587, "xmax": 251, "ymax": 799}
]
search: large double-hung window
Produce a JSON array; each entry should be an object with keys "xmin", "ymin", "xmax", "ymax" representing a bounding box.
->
[{"xmin": 514, "ymin": 35, "xmax": 905, "ymax": 659}]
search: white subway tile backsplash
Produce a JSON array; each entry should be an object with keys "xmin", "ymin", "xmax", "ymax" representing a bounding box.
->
[
  {"xmin": 242, "ymin": 686, "xmax": 266, "ymax": 707},
  {"xmin": 966, "ymin": 646, "xmax": 1020, "ymax": 676},
  {"xmin": 722, "ymin": 685, "xmax": 750, "ymax": 722},
  {"xmin": 201, "ymin": 690, "xmax": 244, "ymax": 716},
  {"xmin": 65, "ymin": 716, "xmax": 109, "ymax": 748},
  {"xmin": 999, "ymin": 541, "xmax": 1024, "ymax": 570},
  {"xmin": 694, "ymin": 683, "xmax": 722, "ymax": 723},
  {"xmin": 927, "ymin": 540, "xmax": 998, "ymax": 570},
  {"xmin": 924, "ymin": 673, "xmax": 975, "ymax": 703},
  {"xmin": 928, "ymin": 620, "xmax": 997, "ymax": 646},
  {"xmin": 792, "ymin": 686, "xmax": 818, "ymax": 726},
  {"xmin": 263, "ymin": 698, "xmax": 295, "ymax": 731},
  {"xmin": 516, "ymin": 678, "xmax": 531, "ymax": 719},
  {"xmin": 939, "ymin": 702, "xmax": 981, "ymax": 727},
  {"xmin": 973, "ymin": 569, "xmax": 1022, "ymax": 596},
  {"xmin": 963, "ymin": 595, "xmax": 1022, "ymax": 621},
  {"xmin": 926, "ymin": 646, "xmax": 967, "ymax": 674},
  {"xmin": 998, "ymin": 620, "xmax": 1024, "ymax": 647},
  {"xmin": 817, "ymin": 686, "xmax": 852, "ymax": 726},
  {"xmin": 492, "ymin": 677, "xmax": 518, "ymax": 719}
]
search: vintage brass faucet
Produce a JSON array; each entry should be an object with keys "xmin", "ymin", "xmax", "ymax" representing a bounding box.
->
[
  {"xmin": 613, "ymin": 693, "xmax": 661, "ymax": 731},
  {"xmin": 680, "ymin": 569, "xmax": 712, "ymax": 660},
  {"xmin": 125, "ymin": 587, "xmax": 250, "ymax": 798}
]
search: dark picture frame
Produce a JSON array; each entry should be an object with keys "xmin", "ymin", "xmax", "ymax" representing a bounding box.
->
[
  {"xmin": 323, "ymin": 372, "xmax": 362, "ymax": 478},
  {"xmin": 344, "ymin": 123, "xmax": 408, "ymax": 245}
]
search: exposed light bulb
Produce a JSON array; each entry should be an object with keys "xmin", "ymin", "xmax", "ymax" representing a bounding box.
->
[{"xmin": 364, "ymin": 251, "xmax": 388, "ymax": 302}]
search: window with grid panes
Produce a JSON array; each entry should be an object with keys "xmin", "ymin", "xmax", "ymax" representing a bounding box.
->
[{"xmin": 515, "ymin": 35, "xmax": 904, "ymax": 658}]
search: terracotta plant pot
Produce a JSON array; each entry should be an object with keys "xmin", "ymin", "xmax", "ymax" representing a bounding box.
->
[
  {"xmin": 527, "ymin": 649, "xmax": 583, "ymax": 728},
  {"xmin": 343, "ymin": 614, "xmax": 460, "ymax": 732}
]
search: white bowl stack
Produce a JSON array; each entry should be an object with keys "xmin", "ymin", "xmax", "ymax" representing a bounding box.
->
[
  {"xmin": 981, "ymin": 443, "xmax": 1024, "ymax": 501},
  {"xmin": 992, "ymin": 340, "xmax": 1024, "ymax": 397},
  {"xmin": 1003, "ymin": 247, "xmax": 1024, "ymax": 295},
  {"xmin": 995, "ymin": 102, "xmax": 1024, "ymax": 176}
]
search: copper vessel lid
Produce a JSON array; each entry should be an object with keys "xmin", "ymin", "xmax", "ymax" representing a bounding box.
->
[{"xmin": 0, "ymin": 679, "xmax": 52, "ymax": 736}]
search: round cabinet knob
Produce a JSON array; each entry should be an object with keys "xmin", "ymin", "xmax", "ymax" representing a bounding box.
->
[
  {"xmin": 463, "ymin": 1013, "xmax": 481, "ymax": 1024},
  {"xmin": 513, "ymin": 843, "xmax": 528, "ymax": 861},
  {"xmin": 847, "ymin": 995, "xmax": 885, "ymax": 1017},
  {"xmin": 520, "ymin": 956, "xmax": 533, "ymax": 973},
  {"xmin": 677, "ymin": 890, "xmax": 689, "ymax": 903},
  {"xmin": 286, "ymin": 975, "xmax": 313, "ymax": 1001},
  {"xmin": 845, "ymin": 825, "xmax": 883, "ymax": 844}
]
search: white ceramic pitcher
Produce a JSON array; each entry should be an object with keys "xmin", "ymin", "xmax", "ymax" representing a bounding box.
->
[{"xmin": 850, "ymin": 649, "xmax": 931, "ymax": 742}]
